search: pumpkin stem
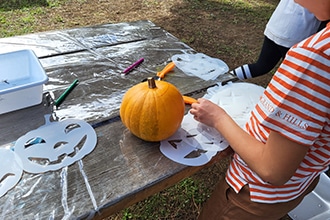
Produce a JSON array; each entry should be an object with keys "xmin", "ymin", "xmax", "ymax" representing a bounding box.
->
[{"xmin": 147, "ymin": 77, "xmax": 157, "ymax": 89}]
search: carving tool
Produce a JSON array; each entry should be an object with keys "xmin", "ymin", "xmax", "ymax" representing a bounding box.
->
[
  {"xmin": 142, "ymin": 62, "xmax": 175, "ymax": 82},
  {"xmin": 55, "ymin": 79, "xmax": 79, "ymax": 108},
  {"xmin": 122, "ymin": 58, "xmax": 144, "ymax": 75}
]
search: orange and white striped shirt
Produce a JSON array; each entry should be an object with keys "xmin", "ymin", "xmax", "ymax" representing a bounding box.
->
[{"xmin": 226, "ymin": 23, "xmax": 330, "ymax": 203}]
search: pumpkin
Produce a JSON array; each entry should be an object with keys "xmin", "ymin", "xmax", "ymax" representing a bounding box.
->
[{"xmin": 120, "ymin": 77, "xmax": 185, "ymax": 142}]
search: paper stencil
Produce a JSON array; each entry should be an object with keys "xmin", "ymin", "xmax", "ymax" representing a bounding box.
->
[
  {"xmin": 0, "ymin": 115, "xmax": 97, "ymax": 197},
  {"xmin": 14, "ymin": 115, "xmax": 97, "ymax": 174},
  {"xmin": 160, "ymin": 112, "xmax": 229, "ymax": 166},
  {"xmin": 0, "ymin": 148, "xmax": 23, "ymax": 197},
  {"xmin": 171, "ymin": 53, "xmax": 229, "ymax": 81},
  {"xmin": 209, "ymin": 82, "xmax": 265, "ymax": 128},
  {"xmin": 160, "ymin": 82, "xmax": 265, "ymax": 166}
]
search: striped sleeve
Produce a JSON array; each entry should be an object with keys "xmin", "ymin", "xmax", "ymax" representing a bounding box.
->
[
  {"xmin": 226, "ymin": 24, "xmax": 330, "ymax": 203},
  {"xmin": 256, "ymin": 30, "xmax": 330, "ymax": 145}
]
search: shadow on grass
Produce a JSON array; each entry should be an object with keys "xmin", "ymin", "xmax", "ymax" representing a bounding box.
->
[
  {"xmin": 0, "ymin": 0, "xmax": 48, "ymax": 11},
  {"xmin": 152, "ymin": 0, "xmax": 278, "ymax": 69}
]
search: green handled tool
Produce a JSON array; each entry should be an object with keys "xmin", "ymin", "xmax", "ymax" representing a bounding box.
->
[{"xmin": 55, "ymin": 79, "xmax": 79, "ymax": 108}]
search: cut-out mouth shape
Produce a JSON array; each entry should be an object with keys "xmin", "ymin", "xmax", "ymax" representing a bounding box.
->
[
  {"xmin": 27, "ymin": 136, "xmax": 87, "ymax": 166},
  {"xmin": 184, "ymin": 149, "xmax": 207, "ymax": 159}
]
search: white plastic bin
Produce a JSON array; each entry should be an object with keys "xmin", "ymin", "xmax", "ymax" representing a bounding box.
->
[
  {"xmin": 289, "ymin": 172, "xmax": 330, "ymax": 220},
  {"xmin": 0, "ymin": 50, "xmax": 48, "ymax": 114}
]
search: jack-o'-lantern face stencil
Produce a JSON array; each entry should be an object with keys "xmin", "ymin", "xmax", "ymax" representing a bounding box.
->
[
  {"xmin": 0, "ymin": 148, "xmax": 23, "ymax": 197},
  {"xmin": 160, "ymin": 82, "xmax": 264, "ymax": 166},
  {"xmin": 14, "ymin": 116, "xmax": 97, "ymax": 173}
]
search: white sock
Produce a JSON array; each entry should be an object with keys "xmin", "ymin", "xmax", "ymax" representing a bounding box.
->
[{"xmin": 230, "ymin": 64, "xmax": 252, "ymax": 79}]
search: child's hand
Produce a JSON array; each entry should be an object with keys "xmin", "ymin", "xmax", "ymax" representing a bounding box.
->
[{"xmin": 190, "ymin": 98, "xmax": 226, "ymax": 128}]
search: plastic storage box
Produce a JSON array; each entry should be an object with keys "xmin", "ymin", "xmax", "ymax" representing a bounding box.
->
[
  {"xmin": 0, "ymin": 50, "xmax": 48, "ymax": 115},
  {"xmin": 289, "ymin": 172, "xmax": 330, "ymax": 220}
]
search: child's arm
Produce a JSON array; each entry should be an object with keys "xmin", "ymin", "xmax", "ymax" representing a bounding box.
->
[{"xmin": 190, "ymin": 98, "xmax": 309, "ymax": 185}]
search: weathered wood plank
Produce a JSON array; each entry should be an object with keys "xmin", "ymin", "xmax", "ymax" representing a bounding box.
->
[{"xmin": 0, "ymin": 93, "xmax": 53, "ymax": 145}]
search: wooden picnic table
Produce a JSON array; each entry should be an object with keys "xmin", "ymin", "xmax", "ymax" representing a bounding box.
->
[{"xmin": 0, "ymin": 20, "xmax": 235, "ymax": 219}]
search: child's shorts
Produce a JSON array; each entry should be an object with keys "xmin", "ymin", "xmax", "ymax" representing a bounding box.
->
[{"xmin": 198, "ymin": 176, "xmax": 319, "ymax": 220}]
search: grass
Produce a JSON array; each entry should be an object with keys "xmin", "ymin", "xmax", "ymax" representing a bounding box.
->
[
  {"xmin": 0, "ymin": 0, "xmax": 65, "ymax": 37},
  {"xmin": 121, "ymin": 178, "xmax": 211, "ymax": 219},
  {"xmin": 0, "ymin": 0, "xmax": 278, "ymax": 219}
]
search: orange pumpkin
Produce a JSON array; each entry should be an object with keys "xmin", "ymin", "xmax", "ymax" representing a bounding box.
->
[{"xmin": 120, "ymin": 77, "xmax": 185, "ymax": 142}]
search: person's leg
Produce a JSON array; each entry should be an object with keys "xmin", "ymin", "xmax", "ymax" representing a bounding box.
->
[
  {"xmin": 198, "ymin": 176, "xmax": 319, "ymax": 220},
  {"xmin": 278, "ymin": 44, "xmax": 289, "ymax": 59},
  {"xmin": 198, "ymin": 178, "xmax": 239, "ymax": 220},
  {"xmin": 231, "ymin": 36, "xmax": 288, "ymax": 79}
]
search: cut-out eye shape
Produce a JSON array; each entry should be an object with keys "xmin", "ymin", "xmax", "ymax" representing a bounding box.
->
[
  {"xmin": 24, "ymin": 137, "xmax": 46, "ymax": 148},
  {"xmin": 0, "ymin": 173, "xmax": 15, "ymax": 186},
  {"xmin": 54, "ymin": 141, "xmax": 68, "ymax": 149},
  {"xmin": 65, "ymin": 123, "xmax": 81, "ymax": 133},
  {"xmin": 168, "ymin": 139, "xmax": 182, "ymax": 149}
]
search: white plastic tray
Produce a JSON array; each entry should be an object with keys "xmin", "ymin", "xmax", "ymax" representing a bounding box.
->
[
  {"xmin": 289, "ymin": 172, "xmax": 330, "ymax": 220},
  {"xmin": 0, "ymin": 50, "xmax": 48, "ymax": 114}
]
